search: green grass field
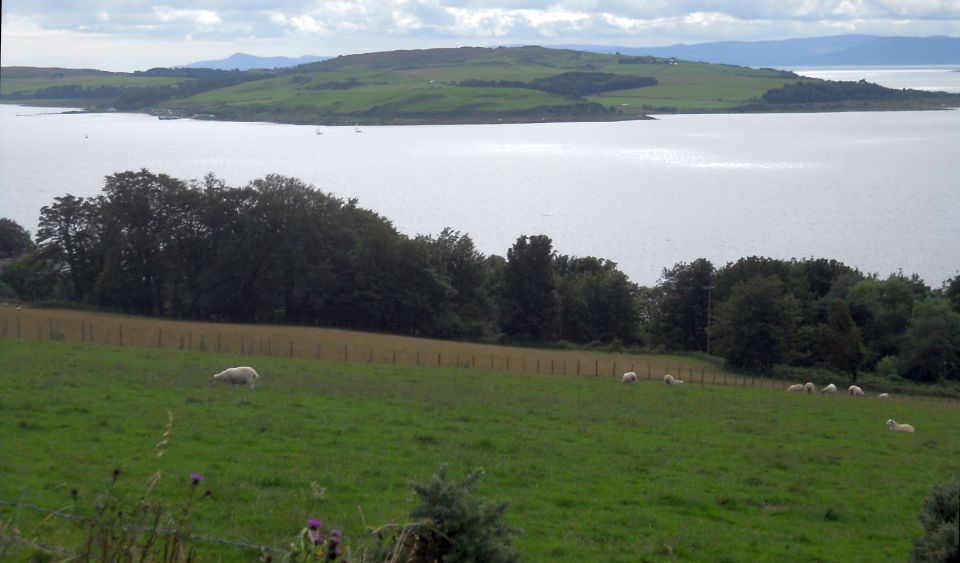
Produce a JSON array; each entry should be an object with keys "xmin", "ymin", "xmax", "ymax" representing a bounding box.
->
[{"xmin": 2, "ymin": 337, "xmax": 958, "ymax": 561}]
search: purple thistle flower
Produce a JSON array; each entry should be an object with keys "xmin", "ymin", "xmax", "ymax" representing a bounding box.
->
[
  {"xmin": 308, "ymin": 518, "xmax": 323, "ymax": 530},
  {"xmin": 190, "ymin": 473, "xmax": 204, "ymax": 485},
  {"xmin": 312, "ymin": 530, "xmax": 325, "ymax": 545}
]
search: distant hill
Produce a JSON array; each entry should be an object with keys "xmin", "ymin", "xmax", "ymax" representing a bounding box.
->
[
  {"xmin": 557, "ymin": 35, "xmax": 960, "ymax": 68},
  {"xmin": 179, "ymin": 53, "xmax": 328, "ymax": 71},
  {"xmin": 4, "ymin": 46, "xmax": 959, "ymax": 125}
]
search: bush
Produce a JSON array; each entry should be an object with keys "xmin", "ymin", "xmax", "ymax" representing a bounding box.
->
[
  {"xmin": 910, "ymin": 480, "xmax": 959, "ymax": 562},
  {"xmin": 377, "ymin": 465, "xmax": 519, "ymax": 563}
]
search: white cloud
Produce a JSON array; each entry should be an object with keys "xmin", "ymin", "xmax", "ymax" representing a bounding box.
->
[{"xmin": 151, "ymin": 6, "xmax": 222, "ymax": 29}]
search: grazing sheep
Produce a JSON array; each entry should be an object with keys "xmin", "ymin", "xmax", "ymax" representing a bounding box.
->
[
  {"xmin": 787, "ymin": 384, "xmax": 805, "ymax": 392},
  {"xmin": 622, "ymin": 371, "xmax": 638, "ymax": 385},
  {"xmin": 804, "ymin": 382, "xmax": 815, "ymax": 394},
  {"xmin": 210, "ymin": 366, "xmax": 260, "ymax": 390},
  {"xmin": 663, "ymin": 373, "xmax": 683, "ymax": 385},
  {"xmin": 848, "ymin": 385, "xmax": 865, "ymax": 397},
  {"xmin": 877, "ymin": 393, "xmax": 889, "ymax": 399},
  {"xmin": 886, "ymin": 419, "xmax": 915, "ymax": 433},
  {"xmin": 821, "ymin": 383, "xmax": 837, "ymax": 394}
]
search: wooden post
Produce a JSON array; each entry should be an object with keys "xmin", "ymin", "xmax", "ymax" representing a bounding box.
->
[
  {"xmin": 394, "ymin": 350, "xmax": 398, "ymax": 364},
  {"xmin": 551, "ymin": 358, "xmax": 554, "ymax": 373},
  {"xmin": 647, "ymin": 365, "xmax": 651, "ymax": 380},
  {"xmin": 507, "ymin": 357, "xmax": 510, "ymax": 371},
  {"xmin": 119, "ymin": 324, "xmax": 123, "ymax": 346},
  {"xmin": 416, "ymin": 351, "xmax": 420, "ymax": 365},
  {"xmin": 522, "ymin": 358, "xmax": 526, "ymax": 372},
  {"xmin": 595, "ymin": 360, "xmax": 598, "ymax": 376},
  {"xmin": 188, "ymin": 333, "xmax": 192, "ymax": 350},
  {"xmin": 438, "ymin": 352, "xmax": 442, "ymax": 367},
  {"xmin": 48, "ymin": 318, "xmax": 53, "ymax": 340},
  {"xmin": 82, "ymin": 320, "xmax": 86, "ymax": 343},
  {"xmin": 217, "ymin": 334, "xmax": 222, "ymax": 353},
  {"xmin": 16, "ymin": 315, "xmax": 21, "ymax": 338},
  {"xmin": 537, "ymin": 358, "xmax": 540, "ymax": 372},
  {"xmin": 577, "ymin": 360, "xmax": 581, "ymax": 375},
  {"xmin": 344, "ymin": 344, "xmax": 348, "ymax": 362},
  {"xmin": 88, "ymin": 323, "xmax": 93, "ymax": 342},
  {"xmin": 290, "ymin": 341, "xmax": 294, "ymax": 358}
]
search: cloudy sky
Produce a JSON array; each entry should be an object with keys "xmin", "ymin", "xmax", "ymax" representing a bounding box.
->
[{"xmin": 2, "ymin": 1, "xmax": 959, "ymax": 71}]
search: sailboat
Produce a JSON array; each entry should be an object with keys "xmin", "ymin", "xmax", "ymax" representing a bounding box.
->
[
  {"xmin": 315, "ymin": 126, "xmax": 323, "ymax": 135},
  {"xmin": 354, "ymin": 123, "xmax": 362, "ymax": 134}
]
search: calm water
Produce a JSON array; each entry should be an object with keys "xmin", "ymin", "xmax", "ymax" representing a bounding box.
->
[
  {"xmin": 1, "ymin": 102, "xmax": 958, "ymax": 287},
  {"xmin": 793, "ymin": 66, "xmax": 960, "ymax": 93}
]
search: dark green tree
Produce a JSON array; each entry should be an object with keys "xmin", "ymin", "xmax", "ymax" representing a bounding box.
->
[
  {"xmin": 555, "ymin": 256, "xmax": 639, "ymax": 344},
  {"xmin": 36, "ymin": 195, "xmax": 103, "ymax": 300},
  {"xmin": 500, "ymin": 235, "xmax": 560, "ymax": 342},
  {"xmin": 0, "ymin": 218, "xmax": 35, "ymax": 259},
  {"xmin": 896, "ymin": 299, "xmax": 960, "ymax": 382},
  {"xmin": 0, "ymin": 254, "xmax": 61, "ymax": 301},
  {"xmin": 943, "ymin": 275, "xmax": 960, "ymax": 314},
  {"xmin": 653, "ymin": 258, "xmax": 714, "ymax": 351},
  {"xmin": 847, "ymin": 276, "xmax": 916, "ymax": 368},
  {"xmin": 716, "ymin": 275, "xmax": 799, "ymax": 372}
]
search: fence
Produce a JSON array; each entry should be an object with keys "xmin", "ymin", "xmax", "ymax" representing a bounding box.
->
[
  {"xmin": 4, "ymin": 307, "xmax": 954, "ymax": 400},
  {"xmin": 0, "ymin": 498, "xmax": 284, "ymax": 557}
]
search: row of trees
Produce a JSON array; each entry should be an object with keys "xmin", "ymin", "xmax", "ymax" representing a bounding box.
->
[{"xmin": 2, "ymin": 170, "xmax": 958, "ymax": 383}]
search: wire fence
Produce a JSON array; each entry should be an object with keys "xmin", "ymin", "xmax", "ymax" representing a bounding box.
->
[
  {"xmin": 1, "ymin": 307, "xmax": 957, "ymax": 401},
  {"xmin": 0, "ymin": 498, "xmax": 285, "ymax": 557}
]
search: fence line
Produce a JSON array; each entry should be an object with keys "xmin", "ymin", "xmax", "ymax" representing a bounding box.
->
[
  {"xmin": 1, "ymin": 310, "xmax": 956, "ymax": 401},
  {"xmin": 0, "ymin": 499, "xmax": 285, "ymax": 556}
]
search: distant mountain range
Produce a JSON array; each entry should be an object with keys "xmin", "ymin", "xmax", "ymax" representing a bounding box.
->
[
  {"xmin": 179, "ymin": 53, "xmax": 328, "ymax": 71},
  {"xmin": 554, "ymin": 35, "xmax": 960, "ymax": 68},
  {"xmin": 180, "ymin": 36, "xmax": 959, "ymax": 72}
]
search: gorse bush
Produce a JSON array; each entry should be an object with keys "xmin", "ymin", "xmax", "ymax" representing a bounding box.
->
[
  {"xmin": 910, "ymin": 480, "xmax": 959, "ymax": 563},
  {"xmin": 379, "ymin": 465, "xmax": 519, "ymax": 563}
]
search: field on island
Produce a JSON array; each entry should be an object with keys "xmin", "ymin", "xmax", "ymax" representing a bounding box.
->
[{"xmin": 2, "ymin": 335, "xmax": 958, "ymax": 561}]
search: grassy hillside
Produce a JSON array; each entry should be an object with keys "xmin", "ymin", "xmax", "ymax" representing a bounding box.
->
[
  {"xmin": 2, "ymin": 337, "xmax": 958, "ymax": 561},
  {"xmin": 6, "ymin": 46, "xmax": 955, "ymax": 124}
]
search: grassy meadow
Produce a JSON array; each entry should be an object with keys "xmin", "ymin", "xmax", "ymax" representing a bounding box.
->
[{"xmin": 2, "ymin": 335, "xmax": 959, "ymax": 561}]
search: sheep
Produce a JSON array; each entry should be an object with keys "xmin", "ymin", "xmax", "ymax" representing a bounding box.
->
[
  {"xmin": 848, "ymin": 385, "xmax": 865, "ymax": 397},
  {"xmin": 622, "ymin": 371, "xmax": 638, "ymax": 385},
  {"xmin": 821, "ymin": 383, "xmax": 837, "ymax": 394},
  {"xmin": 877, "ymin": 393, "xmax": 889, "ymax": 399},
  {"xmin": 663, "ymin": 373, "xmax": 683, "ymax": 385},
  {"xmin": 787, "ymin": 384, "xmax": 805, "ymax": 392},
  {"xmin": 886, "ymin": 419, "xmax": 915, "ymax": 433},
  {"xmin": 804, "ymin": 382, "xmax": 815, "ymax": 394},
  {"xmin": 210, "ymin": 366, "xmax": 260, "ymax": 390}
]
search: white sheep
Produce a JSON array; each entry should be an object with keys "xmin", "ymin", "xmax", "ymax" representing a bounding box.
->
[
  {"xmin": 663, "ymin": 373, "xmax": 683, "ymax": 385},
  {"xmin": 821, "ymin": 383, "xmax": 837, "ymax": 394},
  {"xmin": 787, "ymin": 384, "xmax": 805, "ymax": 392},
  {"xmin": 886, "ymin": 419, "xmax": 915, "ymax": 433},
  {"xmin": 622, "ymin": 371, "xmax": 638, "ymax": 384},
  {"xmin": 877, "ymin": 393, "xmax": 889, "ymax": 399},
  {"xmin": 848, "ymin": 385, "xmax": 865, "ymax": 397},
  {"xmin": 210, "ymin": 366, "xmax": 260, "ymax": 390},
  {"xmin": 804, "ymin": 382, "xmax": 815, "ymax": 394}
]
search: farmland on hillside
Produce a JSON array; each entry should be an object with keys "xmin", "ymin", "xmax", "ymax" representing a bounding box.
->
[{"xmin": 2, "ymin": 338, "xmax": 958, "ymax": 560}]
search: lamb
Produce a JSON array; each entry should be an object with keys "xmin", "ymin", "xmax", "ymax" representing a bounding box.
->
[
  {"xmin": 803, "ymin": 382, "xmax": 815, "ymax": 394},
  {"xmin": 877, "ymin": 393, "xmax": 889, "ymax": 399},
  {"xmin": 821, "ymin": 383, "xmax": 837, "ymax": 394},
  {"xmin": 210, "ymin": 366, "xmax": 260, "ymax": 390},
  {"xmin": 663, "ymin": 373, "xmax": 683, "ymax": 385},
  {"xmin": 848, "ymin": 385, "xmax": 865, "ymax": 397},
  {"xmin": 886, "ymin": 419, "xmax": 915, "ymax": 433},
  {"xmin": 787, "ymin": 384, "xmax": 805, "ymax": 392},
  {"xmin": 622, "ymin": 371, "xmax": 638, "ymax": 384}
]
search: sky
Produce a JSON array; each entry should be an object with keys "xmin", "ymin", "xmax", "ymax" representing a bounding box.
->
[{"xmin": 2, "ymin": 1, "xmax": 959, "ymax": 71}]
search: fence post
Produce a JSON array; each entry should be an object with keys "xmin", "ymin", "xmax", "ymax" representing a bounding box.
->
[
  {"xmin": 701, "ymin": 367, "xmax": 704, "ymax": 384},
  {"xmin": 344, "ymin": 344, "xmax": 348, "ymax": 362},
  {"xmin": 647, "ymin": 365, "xmax": 651, "ymax": 380},
  {"xmin": 507, "ymin": 357, "xmax": 510, "ymax": 371},
  {"xmin": 577, "ymin": 360, "xmax": 581, "ymax": 376},
  {"xmin": 395, "ymin": 350, "xmax": 398, "ymax": 364},
  {"xmin": 416, "ymin": 351, "xmax": 420, "ymax": 366},
  {"xmin": 551, "ymin": 358, "xmax": 554, "ymax": 373},
  {"xmin": 537, "ymin": 358, "xmax": 540, "ymax": 373},
  {"xmin": 81, "ymin": 320, "xmax": 86, "ymax": 343},
  {"xmin": 188, "ymin": 333, "xmax": 192, "ymax": 350},
  {"xmin": 16, "ymin": 315, "xmax": 21, "ymax": 339},
  {"xmin": 595, "ymin": 360, "xmax": 598, "ymax": 376},
  {"xmin": 217, "ymin": 334, "xmax": 222, "ymax": 353},
  {"xmin": 119, "ymin": 324, "xmax": 124, "ymax": 346}
]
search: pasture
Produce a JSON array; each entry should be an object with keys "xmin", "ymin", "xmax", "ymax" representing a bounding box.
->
[{"xmin": 2, "ymin": 337, "xmax": 959, "ymax": 561}]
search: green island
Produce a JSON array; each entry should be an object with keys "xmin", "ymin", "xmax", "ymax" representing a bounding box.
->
[{"xmin": 2, "ymin": 46, "xmax": 959, "ymax": 124}]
